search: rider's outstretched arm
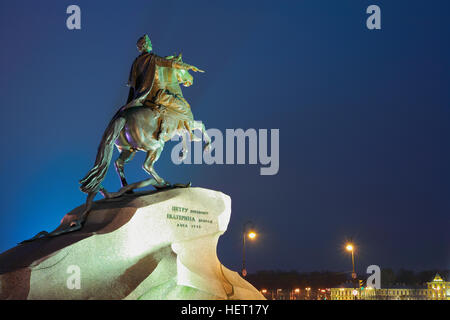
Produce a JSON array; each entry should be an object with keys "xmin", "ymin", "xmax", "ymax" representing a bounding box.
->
[{"xmin": 153, "ymin": 54, "xmax": 203, "ymax": 72}]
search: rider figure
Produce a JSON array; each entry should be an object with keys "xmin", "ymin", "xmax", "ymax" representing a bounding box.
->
[{"xmin": 124, "ymin": 34, "xmax": 203, "ymax": 140}]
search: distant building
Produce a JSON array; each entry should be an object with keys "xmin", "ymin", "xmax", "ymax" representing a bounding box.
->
[
  {"xmin": 330, "ymin": 273, "xmax": 449, "ymax": 300},
  {"xmin": 259, "ymin": 288, "xmax": 330, "ymax": 300},
  {"xmin": 427, "ymin": 273, "xmax": 449, "ymax": 300},
  {"xmin": 331, "ymin": 286, "xmax": 429, "ymax": 300}
]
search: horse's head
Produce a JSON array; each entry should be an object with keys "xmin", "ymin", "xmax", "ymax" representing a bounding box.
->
[{"xmin": 166, "ymin": 53, "xmax": 193, "ymax": 87}]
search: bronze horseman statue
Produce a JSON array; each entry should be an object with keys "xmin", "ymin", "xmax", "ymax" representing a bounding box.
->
[{"xmin": 24, "ymin": 34, "xmax": 211, "ymax": 241}]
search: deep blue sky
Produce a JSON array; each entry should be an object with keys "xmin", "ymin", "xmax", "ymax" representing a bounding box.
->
[{"xmin": 0, "ymin": 1, "xmax": 449, "ymax": 274}]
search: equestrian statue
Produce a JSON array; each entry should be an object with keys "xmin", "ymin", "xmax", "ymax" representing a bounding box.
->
[{"xmin": 22, "ymin": 34, "xmax": 211, "ymax": 242}]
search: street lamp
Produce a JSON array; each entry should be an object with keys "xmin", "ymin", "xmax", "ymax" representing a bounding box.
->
[
  {"xmin": 345, "ymin": 242, "xmax": 358, "ymax": 300},
  {"xmin": 242, "ymin": 221, "xmax": 257, "ymax": 277},
  {"xmin": 345, "ymin": 243, "xmax": 356, "ymax": 280}
]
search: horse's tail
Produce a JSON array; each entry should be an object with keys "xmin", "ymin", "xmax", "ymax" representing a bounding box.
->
[{"xmin": 79, "ymin": 116, "xmax": 126, "ymax": 194}]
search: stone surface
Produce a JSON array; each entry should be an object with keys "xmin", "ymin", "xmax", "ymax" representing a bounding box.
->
[{"xmin": 0, "ymin": 187, "xmax": 265, "ymax": 300}]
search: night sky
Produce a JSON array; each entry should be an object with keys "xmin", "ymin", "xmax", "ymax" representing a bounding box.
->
[{"xmin": 0, "ymin": 0, "xmax": 449, "ymax": 274}]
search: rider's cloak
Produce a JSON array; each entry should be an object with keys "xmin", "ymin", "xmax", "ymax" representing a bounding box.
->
[
  {"xmin": 125, "ymin": 52, "xmax": 195, "ymax": 139},
  {"xmin": 127, "ymin": 52, "xmax": 188, "ymax": 106}
]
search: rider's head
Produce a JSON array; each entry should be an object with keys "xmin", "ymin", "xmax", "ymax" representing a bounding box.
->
[{"xmin": 137, "ymin": 34, "xmax": 152, "ymax": 53}]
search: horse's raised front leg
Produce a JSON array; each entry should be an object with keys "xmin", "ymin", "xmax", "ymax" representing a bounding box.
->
[
  {"xmin": 192, "ymin": 120, "xmax": 211, "ymax": 152},
  {"xmin": 177, "ymin": 130, "xmax": 189, "ymax": 161}
]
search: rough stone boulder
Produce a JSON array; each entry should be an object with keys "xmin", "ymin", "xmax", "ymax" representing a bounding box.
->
[{"xmin": 0, "ymin": 187, "xmax": 265, "ymax": 300}]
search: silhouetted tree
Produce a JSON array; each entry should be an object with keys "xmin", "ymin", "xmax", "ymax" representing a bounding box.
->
[
  {"xmin": 396, "ymin": 269, "xmax": 416, "ymax": 286},
  {"xmin": 381, "ymin": 268, "xmax": 396, "ymax": 287}
]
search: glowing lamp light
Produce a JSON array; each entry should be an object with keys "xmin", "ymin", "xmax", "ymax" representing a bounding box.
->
[
  {"xmin": 261, "ymin": 289, "xmax": 267, "ymax": 293},
  {"xmin": 294, "ymin": 288, "xmax": 300, "ymax": 293},
  {"xmin": 248, "ymin": 231, "xmax": 257, "ymax": 239},
  {"xmin": 346, "ymin": 244, "xmax": 354, "ymax": 252}
]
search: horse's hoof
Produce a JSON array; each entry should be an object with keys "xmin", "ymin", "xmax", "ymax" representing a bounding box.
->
[
  {"xmin": 173, "ymin": 182, "xmax": 191, "ymax": 188},
  {"xmin": 203, "ymin": 143, "xmax": 212, "ymax": 153},
  {"xmin": 154, "ymin": 181, "xmax": 171, "ymax": 190},
  {"xmin": 179, "ymin": 150, "xmax": 188, "ymax": 160}
]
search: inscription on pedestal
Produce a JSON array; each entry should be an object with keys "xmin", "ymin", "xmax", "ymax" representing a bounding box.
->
[{"xmin": 166, "ymin": 206, "xmax": 214, "ymax": 229}]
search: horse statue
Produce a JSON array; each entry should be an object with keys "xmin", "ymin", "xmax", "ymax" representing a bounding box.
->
[{"xmin": 22, "ymin": 53, "xmax": 211, "ymax": 242}]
